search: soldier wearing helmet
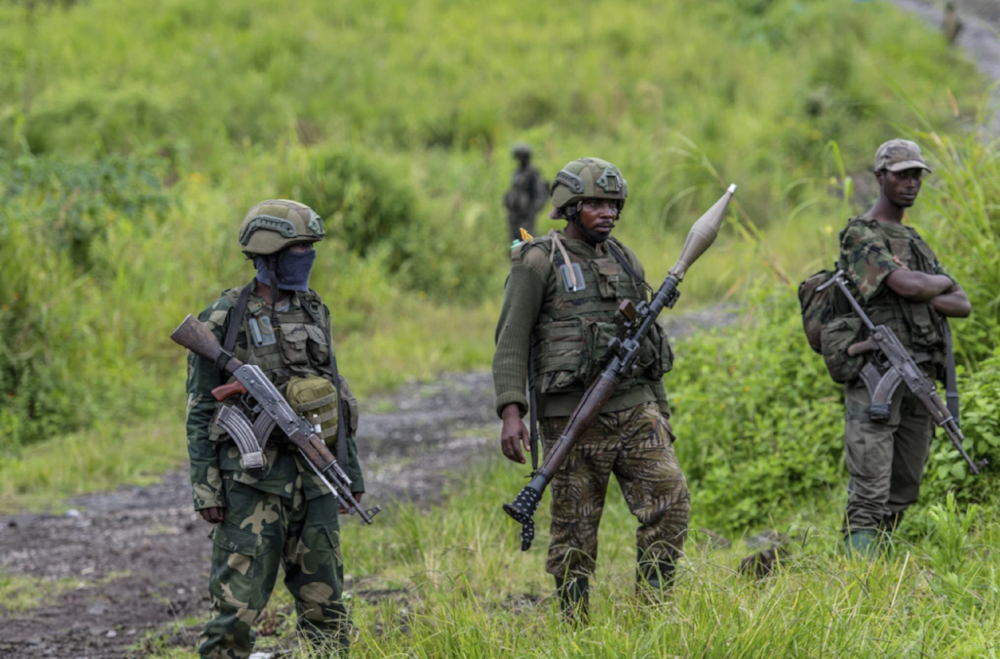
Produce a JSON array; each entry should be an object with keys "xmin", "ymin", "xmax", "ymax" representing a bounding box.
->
[
  {"xmin": 493, "ymin": 158, "xmax": 690, "ymax": 620},
  {"xmin": 185, "ymin": 200, "xmax": 366, "ymax": 656},
  {"xmin": 503, "ymin": 143, "xmax": 549, "ymax": 244}
]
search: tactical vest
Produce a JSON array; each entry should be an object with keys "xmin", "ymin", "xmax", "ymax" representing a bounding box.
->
[
  {"xmin": 524, "ymin": 235, "xmax": 672, "ymax": 396},
  {"xmin": 839, "ymin": 217, "xmax": 947, "ymax": 367},
  {"xmin": 209, "ymin": 288, "xmax": 358, "ymax": 443}
]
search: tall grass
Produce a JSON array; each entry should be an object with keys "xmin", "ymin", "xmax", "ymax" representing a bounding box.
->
[
  {"xmin": 0, "ymin": 0, "xmax": 984, "ymax": 452},
  {"xmin": 132, "ymin": 452, "xmax": 999, "ymax": 658}
]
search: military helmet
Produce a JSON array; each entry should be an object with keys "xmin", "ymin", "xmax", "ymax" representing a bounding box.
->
[
  {"xmin": 549, "ymin": 157, "xmax": 628, "ymax": 218},
  {"xmin": 238, "ymin": 199, "xmax": 325, "ymax": 255},
  {"xmin": 511, "ymin": 142, "xmax": 532, "ymax": 158}
]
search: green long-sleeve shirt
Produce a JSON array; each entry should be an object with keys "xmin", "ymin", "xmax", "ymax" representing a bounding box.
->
[
  {"xmin": 185, "ymin": 291, "xmax": 364, "ymax": 511},
  {"xmin": 492, "ymin": 232, "xmax": 671, "ymax": 419}
]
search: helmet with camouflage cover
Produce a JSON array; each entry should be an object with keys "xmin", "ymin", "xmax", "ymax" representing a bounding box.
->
[
  {"xmin": 238, "ymin": 199, "xmax": 326, "ymax": 255},
  {"xmin": 549, "ymin": 157, "xmax": 628, "ymax": 219},
  {"xmin": 511, "ymin": 142, "xmax": 532, "ymax": 158}
]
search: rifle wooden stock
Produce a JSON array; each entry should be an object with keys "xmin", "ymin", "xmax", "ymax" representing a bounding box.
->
[
  {"xmin": 212, "ymin": 381, "xmax": 248, "ymax": 402},
  {"xmin": 170, "ymin": 314, "xmax": 243, "ymax": 374}
]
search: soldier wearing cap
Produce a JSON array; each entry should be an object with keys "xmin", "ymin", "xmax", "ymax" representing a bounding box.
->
[
  {"xmin": 186, "ymin": 200, "xmax": 366, "ymax": 657},
  {"xmin": 837, "ymin": 140, "xmax": 970, "ymax": 557},
  {"xmin": 503, "ymin": 143, "xmax": 549, "ymax": 244},
  {"xmin": 493, "ymin": 158, "xmax": 689, "ymax": 620}
]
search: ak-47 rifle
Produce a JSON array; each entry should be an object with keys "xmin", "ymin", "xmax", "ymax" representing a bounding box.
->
[
  {"xmin": 817, "ymin": 270, "xmax": 986, "ymax": 476},
  {"xmin": 171, "ymin": 316, "xmax": 382, "ymax": 524},
  {"xmin": 503, "ymin": 184, "xmax": 738, "ymax": 550}
]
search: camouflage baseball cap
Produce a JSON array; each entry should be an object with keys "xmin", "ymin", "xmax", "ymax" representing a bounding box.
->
[
  {"xmin": 874, "ymin": 139, "xmax": 932, "ymax": 173},
  {"xmin": 238, "ymin": 199, "xmax": 325, "ymax": 255},
  {"xmin": 549, "ymin": 157, "xmax": 628, "ymax": 219}
]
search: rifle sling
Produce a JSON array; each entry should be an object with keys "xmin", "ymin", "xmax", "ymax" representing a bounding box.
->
[
  {"xmin": 222, "ymin": 281, "xmax": 254, "ymax": 357},
  {"xmin": 528, "ymin": 332, "xmax": 540, "ymax": 472},
  {"xmin": 605, "ymin": 240, "xmax": 653, "ymax": 293},
  {"xmin": 943, "ymin": 319, "xmax": 960, "ymax": 426},
  {"xmin": 299, "ymin": 294, "xmax": 350, "ymax": 470}
]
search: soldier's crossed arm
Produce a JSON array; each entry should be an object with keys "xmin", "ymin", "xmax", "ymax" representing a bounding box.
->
[{"xmin": 840, "ymin": 222, "xmax": 900, "ymax": 302}]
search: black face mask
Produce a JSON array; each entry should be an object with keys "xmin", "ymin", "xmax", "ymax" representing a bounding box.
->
[
  {"xmin": 570, "ymin": 216, "xmax": 609, "ymax": 243},
  {"xmin": 253, "ymin": 248, "xmax": 316, "ymax": 292}
]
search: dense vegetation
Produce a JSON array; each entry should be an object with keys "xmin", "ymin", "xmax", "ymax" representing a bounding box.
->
[{"xmin": 3, "ymin": 0, "xmax": 1000, "ymax": 654}]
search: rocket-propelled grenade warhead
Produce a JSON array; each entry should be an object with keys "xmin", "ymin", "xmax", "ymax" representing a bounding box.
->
[{"xmin": 668, "ymin": 184, "xmax": 737, "ymax": 281}]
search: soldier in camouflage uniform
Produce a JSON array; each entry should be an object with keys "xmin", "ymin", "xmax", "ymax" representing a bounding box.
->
[
  {"xmin": 186, "ymin": 200, "xmax": 366, "ymax": 657},
  {"xmin": 493, "ymin": 158, "xmax": 689, "ymax": 618},
  {"xmin": 838, "ymin": 140, "xmax": 970, "ymax": 557},
  {"xmin": 503, "ymin": 143, "xmax": 549, "ymax": 244}
]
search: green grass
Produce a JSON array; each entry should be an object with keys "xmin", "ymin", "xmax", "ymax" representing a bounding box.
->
[
  {"xmin": 130, "ymin": 460, "xmax": 1000, "ymax": 658},
  {"xmin": 0, "ymin": 0, "xmax": 986, "ymax": 450},
  {"xmin": 0, "ymin": 571, "xmax": 90, "ymax": 614}
]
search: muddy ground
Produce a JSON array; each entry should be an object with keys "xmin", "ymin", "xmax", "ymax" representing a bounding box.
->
[
  {"xmin": 0, "ymin": 372, "xmax": 503, "ymax": 659},
  {"xmin": 0, "ymin": 305, "xmax": 738, "ymax": 659}
]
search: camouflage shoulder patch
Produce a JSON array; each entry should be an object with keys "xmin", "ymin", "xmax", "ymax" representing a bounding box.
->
[
  {"xmin": 198, "ymin": 295, "xmax": 236, "ymax": 331},
  {"xmin": 839, "ymin": 220, "xmax": 897, "ymax": 302}
]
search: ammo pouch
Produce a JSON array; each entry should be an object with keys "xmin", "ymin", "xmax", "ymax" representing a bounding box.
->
[
  {"xmin": 286, "ymin": 375, "xmax": 359, "ymax": 452},
  {"xmin": 820, "ymin": 316, "xmax": 866, "ymax": 384}
]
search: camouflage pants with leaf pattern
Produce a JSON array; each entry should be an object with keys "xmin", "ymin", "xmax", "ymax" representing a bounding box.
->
[
  {"xmin": 198, "ymin": 478, "xmax": 349, "ymax": 659},
  {"xmin": 541, "ymin": 401, "xmax": 690, "ymax": 579}
]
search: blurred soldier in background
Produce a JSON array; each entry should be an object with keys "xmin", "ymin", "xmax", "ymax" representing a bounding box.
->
[
  {"xmin": 503, "ymin": 143, "xmax": 549, "ymax": 244},
  {"xmin": 943, "ymin": 2, "xmax": 963, "ymax": 46},
  {"xmin": 494, "ymin": 158, "xmax": 689, "ymax": 621},
  {"xmin": 186, "ymin": 200, "xmax": 366, "ymax": 657}
]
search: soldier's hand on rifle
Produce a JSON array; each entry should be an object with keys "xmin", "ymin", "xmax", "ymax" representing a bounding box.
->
[
  {"xmin": 340, "ymin": 493, "xmax": 363, "ymax": 515},
  {"xmin": 500, "ymin": 403, "xmax": 530, "ymax": 464},
  {"xmin": 200, "ymin": 507, "xmax": 225, "ymax": 524}
]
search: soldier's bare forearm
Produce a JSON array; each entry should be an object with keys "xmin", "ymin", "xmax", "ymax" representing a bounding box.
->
[
  {"xmin": 885, "ymin": 270, "xmax": 954, "ymax": 302},
  {"xmin": 930, "ymin": 286, "xmax": 971, "ymax": 318}
]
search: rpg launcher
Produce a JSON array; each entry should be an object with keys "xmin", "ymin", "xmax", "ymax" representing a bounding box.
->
[
  {"xmin": 170, "ymin": 315, "xmax": 382, "ymax": 524},
  {"xmin": 502, "ymin": 184, "xmax": 738, "ymax": 550}
]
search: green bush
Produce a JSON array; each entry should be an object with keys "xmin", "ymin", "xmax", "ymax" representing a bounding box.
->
[
  {"xmin": 670, "ymin": 287, "xmax": 844, "ymax": 532},
  {"xmin": 282, "ymin": 146, "xmax": 416, "ymax": 260}
]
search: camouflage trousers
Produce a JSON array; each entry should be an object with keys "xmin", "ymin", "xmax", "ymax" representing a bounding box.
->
[
  {"xmin": 508, "ymin": 213, "xmax": 536, "ymax": 243},
  {"xmin": 541, "ymin": 402, "xmax": 690, "ymax": 580},
  {"xmin": 198, "ymin": 477, "xmax": 349, "ymax": 659},
  {"xmin": 842, "ymin": 378, "xmax": 934, "ymax": 536}
]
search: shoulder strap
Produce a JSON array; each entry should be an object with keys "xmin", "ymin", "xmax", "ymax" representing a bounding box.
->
[
  {"xmin": 605, "ymin": 240, "xmax": 652, "ymax": 293},
  {"xmin": 218, "ymin": 282, "xmax": 254, "ymax": 371},
  {"xmin": 300, "ymin": 295, "xmax": 351, "ymax": 468},
  {"xmin": 943, "ymin": 319, "xmax": 960, "ymax": 426}
]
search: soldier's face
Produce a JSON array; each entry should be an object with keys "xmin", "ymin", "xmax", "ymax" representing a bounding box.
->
[
  {"xmin": 878, "ymin": 168, "xmax": 923, "ymax": 207},
  {"xmin": 578, "ymin": 199, "xmax": 619, "ymax": 238}
]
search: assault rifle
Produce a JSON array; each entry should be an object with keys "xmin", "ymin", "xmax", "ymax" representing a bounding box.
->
[
  {"xmin": 171, "ymin": 316, "xmax": 382, "ymax": 524},
  {"xmin": 503, "ymin": 184, "xmax": 738, "ymax": 550},
  {"xmin": 817, "ymin": 270, "xmax": 986, "ymax": 476}
]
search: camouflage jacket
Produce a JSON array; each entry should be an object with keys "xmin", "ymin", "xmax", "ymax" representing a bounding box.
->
[
  {"xmin": 503, "ymin": 166, "xmax": 549, "ymax": 217},
  {"xmin": 185, "ymin": 287, "xmax": 364, "ymax": 511},
  {"xmin": 493, "ymin": 231, "xmax": 672, "ymax": 419},
  {"xmin": 838, "ymin": 216, "xmax": 955, "ymax": 374}
]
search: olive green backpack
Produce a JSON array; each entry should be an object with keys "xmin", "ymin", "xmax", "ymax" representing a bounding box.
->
[{"xmin": 797, "ymin": 269, "xmax": 865, "ymax": 384}]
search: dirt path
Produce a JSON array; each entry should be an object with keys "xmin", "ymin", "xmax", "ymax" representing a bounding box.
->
[
  {"xmin": 0, "ymin": 309, "xmax": 733, "ymax": 658},
  {"xmin": 891, "ymin": 0, "xmax": 1000, "ymax": 131},
  {"xmin": 0, "ymin": 373, "xmax": 501, "ymax": 659}
]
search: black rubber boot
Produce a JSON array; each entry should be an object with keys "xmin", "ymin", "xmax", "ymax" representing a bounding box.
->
[
  {"xmin": 637, "ymin": 555, "xmax": 676, "ymax": 603},
  {"xmin": 554, "ymin": 575, "xmax": 590, "ymax": 624}
]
